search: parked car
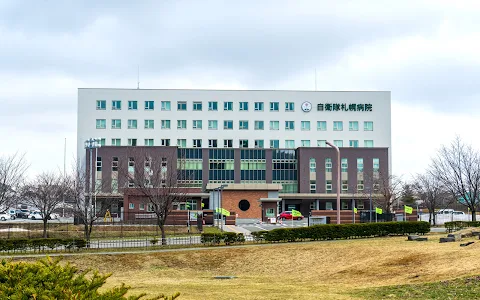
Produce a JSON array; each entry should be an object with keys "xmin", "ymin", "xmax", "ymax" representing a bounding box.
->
[
  {"xmin": 278, "ymin": 211, "xmax": 304, "ymax": 220},
  {"xmin": 30, "ymin": 211, "xmax": 57, "ymax": 220},
  {"xmin": 453, "ymin": 211, "xmax": 465, "ymax": 215},
  {"xmin": 0, "ymin": 212, "xmax": 13, "ymax": 221},
  {"xmin": 15, "ymin": 209, "xmax": 30, "ymax": 219},
  {"xmin": 4, "ymin": 209, "xmax": 16, "ymax": 220}
]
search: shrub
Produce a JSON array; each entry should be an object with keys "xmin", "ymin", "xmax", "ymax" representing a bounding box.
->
[
  {"xmin": 0, "ymin": 257, "xmax": 180, "ymax": 299},
  {"xmin": 0, "ymin": 238, "xmax": 87, "ymax": 253},
  {"xmin": 200, "ymin": 232, "xmax": 246, "ymax": 245},
  {"xmin": 445, "ymin": 221, "xmax": 480, "ymax": 232}
]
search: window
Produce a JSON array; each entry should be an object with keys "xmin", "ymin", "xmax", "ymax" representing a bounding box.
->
[
  {"xmin": 161, "ymin": 120, "xmax": 171, "ymax": 129},
  {"xmin": 129, "ymin": 203, "xmax": 134, "ymax": 209},
  {"xmin": 325, "ymin": 158, "xmax": 332, "ymax": 172},
  {"xmin": 208, "ymin": 139, "xmax": 218, "ymax": 148},
  {"xmin": 224, "ymin": 139, "xmax": 233, "ymax": 148},
  {"xmin": 254, "ymin": 140, "xmax": 264, "ymax": 148},
  {"xmin": 145, "ymin": 101, "xmax": 154, "ymax": 110},
  {"xmin": 208, "ymin": 120, "xmax": 218, "ymax": 130},
  {"xmin": 349, "ymin": 121, "xmax": 359, "ymax": 131},
  {"xmin": 364, "ymin": 140, "xmax": 374, "ymax": 147},
  {"xmin": 144, "ymin": 119, "xmax": 154, "ymax": 129},
  {"xmin": 270, "ymin": 121, "xmax": 279, "ymax": 130},
  {"xmin": 112, "ymin": 100, "xmax": 121, "ymax": 110},
  {"xmin": 285, "ymin": 102, "xmax": 294, "ymax": 111},
  {"xmin": 238, "ymin": 199, "xmax": 250, "ymax": 211},
  {"xmin": 317, "ymin": 140, "xmax": 326, "ymax": 147},
  {"xmin": 334, "ymin": 140, "xmax": 343, "ymax": 147},
  {"xmin": 99, "ymin": 138, "xmax": 106, "ymax": 146},
  {"xmin": 193, "ymin": 102, "xmax": 202, "ymax": 111},
  {"xmin": 364, "ymin": 121, "xmax": 373, "ymax": 131},
  {"xmin": 111, "ymin": 119, "xmax": 121, "ymax": 129},
  {"xmin": 301, "ymin": 140, "xmax": 310, "ymax": 147},
  {"xmin": 349, "ymin": 140, "xmax": 359, "ymax": 148},
  {"xmin": 139, "ymin": 203, "xmax": 145, "ymax": 211},
  {"xmin": 144, "ymin": 139, "xmax": 154, "ymax": 146},
  {"xmin": 239, "ymin": 120, "xmax": 249, "ymax": 130},
  {"xmin": 254, "ymin": 121, "xmax": 264, "ymax": 130},
  {"xmin": 161, "ymin": 101, "xmax": 171, "ymax": 111},
  {"xmin": 128, "ymin": 138, "xmax": 137, "ymax": 146},
  {"xmin": 254, "ymin": 102, "xmax": 264, "ymax": 111},
  {"xmin": 309, "ymin": 158, "xmax": 316, "ymax": 173},
  {"xmin": 96, "ymin": 119, "xmax": 106, "ymax": 129},
  {"xmin": 193, "ymin": 120, "xmax": 202, "ymax": 129},
  {"xmin": 224, "ymin": 120, "xmax": 233, "ymax": 129},
  {"xmin": 128, "ymin": 119, "xmax": 137, "ymax": 129},
  {"xmin": 193, "ymin": 139, "xmax": 202, "ymax": 148},
  {"xmin": 96, "ymin": 100, "xmax": 106, "ymax": 110},
  {"xmin": 177, "ymin": 120, "xmax": 187, "ymax": 129},
  {"xmin": 357, "ymin": 180, "xmax": 364, "ymax": 191},
  {"xmin": 239, "ymin": 102, "xmax": 248, "ymax": 111},
  {"xmin": 111, "ymin": 138, "xmax": 121, "ymax": 146},
  {"xmin": 177, "ymin": 101, "xmax": 187, "ymax": 111},
  {"xmin": 270, "ymin": 140, "xmax": 279, "ymax": 148},
  {"xmin": 317, "ymin": 121, "xmax": 327, "ymax": 131},
  {"xmin": 239, "ymin": 139, "xmax": 249, "ymax": 148},
  {"xmin": 224, "ymin": 101, "xmax": 233, "ymax": 111},
  {"xmin": 301, "ymin": 121, "xmax": 311, "ymax": 131},
  {"xmin": 285, "ymin": 140, "xmax": 295, "ymax": 148},
  {"xmin": 208, "ymin": 101, "xmax": 218, "ymax": 111},
  {"xmin": 177, "ymin": 139, "xmax": 186, "ymax": 148},
  {"xmin": 310, "ymin": 180, "xmax": 316, "ymax": 193},
  {"xmin": 373, "ymin": 158, "xmax": 380, "ymax": 172},
  {"xmin": 357, "ymin": 158, "xmax": 364, "ymax": 172},
  {"xmin": 270, "ymin": 102, "xmax": 279, "ymax": 111},
  {"xmin": 161, "ymin": 139, "xmax": 170, "ymax": 146},
  {"xmin": 341, "ymin": 158, "xmax": 348, "ymax": 172},
  {"xmin": 285, "ymin": 121, "xmax": 295, "ymax": 130},
  {"xmin": 333, "ymin": 121, "xmax": 343, "ymax": 131},
  {"xmin": 326, "ymin": 180, "xmax": 332, "ymax": 193},
  {"xmin": 128, "ymin": 100, "xmax": 137, "ymax": 110}
]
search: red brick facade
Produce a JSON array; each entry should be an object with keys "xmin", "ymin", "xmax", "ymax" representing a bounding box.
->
[{"xmin": 221, "ymin": 190, "xmax": 268, "ymax": 219}]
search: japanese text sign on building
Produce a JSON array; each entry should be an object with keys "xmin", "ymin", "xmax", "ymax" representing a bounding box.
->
[{"xmin": 317, "ymin": 103, "xmax": 373, "ymax": 112}]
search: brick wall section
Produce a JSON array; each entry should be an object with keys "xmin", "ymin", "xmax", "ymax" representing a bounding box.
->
[{"xmin": 221, "ymin": 190, "xmax": 268, "ymax": 219}]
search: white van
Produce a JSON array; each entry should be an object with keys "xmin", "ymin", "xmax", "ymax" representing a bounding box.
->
[{"xmin": 436, "ymin": 209, "xmax": 454, "ymax": 215}]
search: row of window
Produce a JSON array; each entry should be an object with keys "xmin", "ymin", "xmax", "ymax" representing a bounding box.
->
[
  {"xmin": 309, "ymin": 158, "xmax": 379, "ymax": 173},
  {"xmin": 99, "ymin": 138, "xmax": 375, "ymax": 148},
  {"xmin": 96, "ymin": 119, "xmax": 374, "ymax": 131},
  {"xmin": 97, "ymin": 100, "xmax": 307, "ymax": 112}
]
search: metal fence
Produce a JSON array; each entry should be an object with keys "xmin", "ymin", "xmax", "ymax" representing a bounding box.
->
[{"xmin": 0, "ymin": 234, "xmax": 259, "ymax": 255}]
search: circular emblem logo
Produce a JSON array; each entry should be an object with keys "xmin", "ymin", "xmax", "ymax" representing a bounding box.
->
[{"xmin": 301, "ymin": 101, "xmax": 312, "ymax": 112}]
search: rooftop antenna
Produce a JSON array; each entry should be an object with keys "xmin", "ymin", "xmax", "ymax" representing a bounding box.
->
[
  {"xmin": 137, "ymin": 65, "xmax": 140, "ymax": 89},
  {"xmin": 315, "ymin": 68, "xmax": 317, "ymax": 91}
]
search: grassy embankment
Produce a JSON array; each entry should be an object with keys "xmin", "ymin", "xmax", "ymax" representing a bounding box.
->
[{"xmin": 14, "ymin": 231, "xmax": 480, "ymax": 299}]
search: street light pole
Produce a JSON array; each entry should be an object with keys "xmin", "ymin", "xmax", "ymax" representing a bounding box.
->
[{"xmin": 326, "ymin": 141, "xmax": 341, "ymax": 224}]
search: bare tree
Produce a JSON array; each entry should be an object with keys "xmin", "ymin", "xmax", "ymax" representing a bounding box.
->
[
  {"xmin": 122, "ymin": 149, "xmax": 190, "ymax": 245},
  {"xmin": 22, "ymin": 172, "xmax": 65, "ymax": 238},
  {"xmin": 430, "ymin": 136, "xmax": 480, "ymax": 221},
  {"xmin": 412, "ymin": 173, "xmax": 451, "ymax": 226},
  {"xmin": 66, "ymin": 162, "xmax": 113, "ymax": 241},
  {"xmin": 365, "ymin": 171, "xmax": 403, "ymax": 213},
  {"xmin": 0, "ymin": 152, "xmax": 29, "ymax": 211}
]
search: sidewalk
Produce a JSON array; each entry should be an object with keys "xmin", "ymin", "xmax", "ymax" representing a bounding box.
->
[{"xmin": 220, "ymin": 223, "xmax": 251, "ymax": 235}]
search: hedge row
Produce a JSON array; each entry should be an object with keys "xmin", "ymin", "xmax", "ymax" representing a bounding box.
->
[
  {"xmin": 445, "ymin": 221, "xmax": 480, "ymax": 232},
  {"xmin": 200, "ymin": 232, "xmax": 245, "ymax": 245},
  {"xmin": 251, "ymin": 221, "xmax": 430, "ymax": 242},
  {"xmin": 0, "ymin": 238, "xmax": 87, "ymax": 252}
]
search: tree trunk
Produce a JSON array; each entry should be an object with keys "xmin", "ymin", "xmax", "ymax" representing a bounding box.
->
[
  {"xmin": 43, "ymin": 219, "xmax": 48, "ymax": 238},
  {"xmin": 84, "ymin": 222, "xmax": 91, "ymax": 244},
  {"xmin": 472, "ymin": 209, "xmax": 476, "ymax": 222},
  {"xmin": 160, "ymin": 224, "xmax": 166, "ymax": 245}
]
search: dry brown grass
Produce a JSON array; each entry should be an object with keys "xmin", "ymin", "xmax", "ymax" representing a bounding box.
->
[{"xmin": 17, "ymin": 234, "xmax": 480, "ymax": 299}]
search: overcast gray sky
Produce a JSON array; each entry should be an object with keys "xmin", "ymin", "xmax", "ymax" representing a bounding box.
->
[{"xmin": 1, "ymin": 0, "xmax": 479, "ymax": 179}]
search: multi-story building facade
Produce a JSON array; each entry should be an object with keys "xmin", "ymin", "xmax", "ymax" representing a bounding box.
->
[{"xmin": 78, "ymin": 88, "xmax": 391, "ymax": 222}]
